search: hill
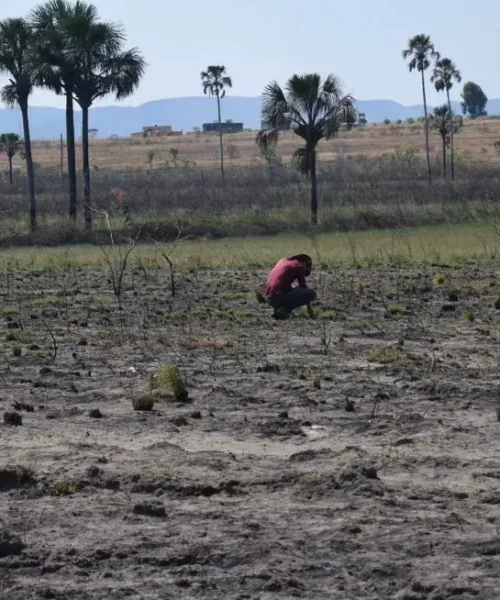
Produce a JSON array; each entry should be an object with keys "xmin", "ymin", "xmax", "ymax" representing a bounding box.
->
[{"xmin": 1, "ymin": 96, "xmax": 500, "ymax": 139}]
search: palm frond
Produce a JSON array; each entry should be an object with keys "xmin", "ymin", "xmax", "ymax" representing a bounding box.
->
[
  {"xmin": 261, "ymin": 81, "xmax": 294, "ymax": 130},
  {"xmin": 292, "ymin": 147, "xmax": 314, "ymax": 175},
  {"xmin": 255, "ymin": 129, "xmax": 279, "ymax": 150},
  {"xmin": 0, "ymin": 82, "xmax": 18, "ymax": 107}
]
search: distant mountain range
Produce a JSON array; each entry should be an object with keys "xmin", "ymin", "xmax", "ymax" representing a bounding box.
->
[{"xmin": 1, "ymin": 96, "xmax": 500, "ymax": 139}]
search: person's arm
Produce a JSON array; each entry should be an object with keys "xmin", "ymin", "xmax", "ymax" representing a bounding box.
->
[{"xmin": 296, "ymin": 266, "xmax": 307, "ymax": 288}]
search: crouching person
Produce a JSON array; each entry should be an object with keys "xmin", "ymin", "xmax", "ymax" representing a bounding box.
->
[{"xmin": 265, "ymin": 254, "xmax": 316, "ymax": 320}]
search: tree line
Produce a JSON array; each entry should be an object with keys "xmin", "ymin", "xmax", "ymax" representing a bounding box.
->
[
  {"xmin": 0, "ymin": 18, "xmax": 492, "ymax": 232},
  {"xmin": 0, "ymin": 0, "xmax": 146, "ymax": 233}
]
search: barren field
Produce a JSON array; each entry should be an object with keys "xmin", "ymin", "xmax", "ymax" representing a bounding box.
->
[
  {"xmin": 14, "ymin": 119, "xmax": 500, "ymax": 172},
  {"xmin": 2, "ymin": 256, "xmax": 500, "ymax": 599}
]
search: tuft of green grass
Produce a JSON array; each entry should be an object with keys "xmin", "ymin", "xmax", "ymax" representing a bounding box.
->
[
  {"xmin": 12, "ymin": 347, "xmax": 22, "ymax": 357},
  {"xmin": 299, "ymin": 307, "xmax": 337, "ymax": 320},
  {"xmin": 5, "ymin": 331, "xmax": 17, "ymax": 341},
  {"xmin": 433, "ymin": 273, "xmax": 446, "ymax": 285},
  {"xmin": 52, "ymin": 480, "xmax": 79, "ymax": 496},
  {"xmin": 2, "ymin": 306, "xmax": 19, "ymax": 316},
  {"xmin": 77, "ymin": 334, "xmax": 88, "ymax": 346},
  {"xmin": 494, "ymin": 297, "xmax": 500, "ymax": 310},
  {"xmin": 254, "ymin": 289, "xmax": 266, "ymax": 304},
  {"xmin": 386, "ymin": 303, "xmax": 405, "ymax": 315},
  {"xmin": 465, "ymin": 311, "xmax": 475, "ymax": 323},
  {"xmin": 149, "ymin": 364, "xmax": 188, "ymax": 402},
  {"xmin": 185, "ymin": 410, "xmax": 202, "ymax": 419},
  {"xmin": 16, "ymin": 465, "xmax": 36, "ymax": 486},
  {"xmin": 368, "ymin": 347, "xmax": 400, "ymax": 364},
  {"xmin": 132, "ymin": 395, "xmax": 155, "ymax": 411}
]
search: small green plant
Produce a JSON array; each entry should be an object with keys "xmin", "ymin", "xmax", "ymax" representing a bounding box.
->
[
  {"xmin": 5, "ymin": 331, "xmax": 16, "ymax": 341},
  {"xmin": 368, "ymin": 347, "xmax": 400, "ymax": 364},
  {"xmin": 12, "ymin": 346, "xmax": 22, "ymax": 357},
  {"xmin": 433, "ymin": 273, "xmax": 446, "ymax": 285},
  {"xmin": 386, "ymin": 304, "xmax": 405, "ymax": 315},
  {"xmin": 357, "ymin": 279, "xmax": 365, "ymax": 295},
  {"xmin": 78, "ymin": 335, "xmax": 88, "ymax": 346},
  {"xmin": 3, "ymin": 411, "xmax": 22, "ymax": 426},
  {"xmin": 132, "ymin": 395, "xmax": 155, "ymax": 411},
  {"xmin": 52, "ymin": 480, "xmax": 79, "ymax": 496},
  {"xmin": 2, "ymin": 306, "xmax": 19, "ymax": 316},
  {"xmin": 494, "ymin": 297, "xmax": 500, "ymax": 310},
  {"xmin": 254, "ymin": 289, "xmax": 266, "ymax": 304},
  {"xmin": 16, "ymin": 465, "xmax": 36, "ymax": 486},
  {"xmin": 149, "ymin": 364, "xmax": 188, "ymax": 401},
  {"xmin": 185, "ymin": 410, "xmax": 201, "ymax": 419},
  {"xmin": 96, "ymin": 296, "xmax": 107, "ymax": 305},
  {"xmin": 28, "ymin": 343, "xmax": 40, "ymax": 351},
  {"xmin": 465, "ymin": 311, "xmax": 475, "ymax": 323}
]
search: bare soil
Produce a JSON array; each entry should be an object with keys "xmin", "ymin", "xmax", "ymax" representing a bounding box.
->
[{"xmin": 1, "ymin": 262, "xmax": 500, "ymax": 599}]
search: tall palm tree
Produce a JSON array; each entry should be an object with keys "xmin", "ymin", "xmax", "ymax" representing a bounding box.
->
[
  {"xmin": 61, "ymin": 7, "xmax": 146, "ymax": 230},
  {"xmin": 201, "ymin": 65, "xmax": 232, "ymax": 178},
  {"xmin": 402, "ymin": 34, "xmax": 440, "ymax": 182},
  {"xmin": 0, "ymin": 18, "xmax": 37, "ymax": 232},
  {"xmin": 431, "ymin": 58, "xmax": 461, "ymax": 180},
  {"xmin": 0, "ymin": 133, "xmax": 23, "ymax": 184},
  {"xmin": 30, "ymin": 0, "xmax": 80, "ymax": 221},
  {"xmin": 257, "ymin": 73, "xmax": 355, "ymax": 225}
]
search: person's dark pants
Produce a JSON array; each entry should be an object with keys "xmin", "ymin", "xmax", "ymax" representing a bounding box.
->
[{"xmin": 266, "ymin": 288, "xmax": 316, "ymax": 318}]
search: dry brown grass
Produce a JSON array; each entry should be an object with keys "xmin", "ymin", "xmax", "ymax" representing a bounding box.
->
[{"xmin": 14, "ymin": 119, "xmax": 500, "ymax": 172}]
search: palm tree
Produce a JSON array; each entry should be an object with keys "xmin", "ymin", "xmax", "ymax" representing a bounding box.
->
[
  {"xmin": 201, "ymin": 66, "xmax": 232, "ymax": 178},
  {"xmin": 257, "ymin": 73, "xmax": 355, "ymax": 225},
  {"xmin": 30, "ymin": 0, "xmax": 81, "ymax": 221},
  {"xmin": 60, "ymin": 6, "xmax": 146, "ymax": 230},
  {"xmin": 0, "ymin": 133, "xmax": 23, "ymax": 184},
  {"xmin": 431, "ymin": 58, "xmax": 461, "ymax": 180},
  {"xmin": 0, "ymin": 18, "xmax": 37, "ymax": 232},
  {"xmin": 402, "ymin": 35, "xmax": 440, "ymax": 182},
  {"xmin": 429, "ymin": 106, "xmax": 451, "ymax": 180}
]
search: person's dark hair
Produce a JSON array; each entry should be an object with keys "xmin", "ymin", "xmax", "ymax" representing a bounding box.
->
[{"xmin": 290, "ymin": 254, "xmax": 312, "ymax": 274}]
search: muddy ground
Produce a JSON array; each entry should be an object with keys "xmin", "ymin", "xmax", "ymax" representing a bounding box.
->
[{"xmin": 1, "ymin": 261, "xmax": 500, "ymax": 599}]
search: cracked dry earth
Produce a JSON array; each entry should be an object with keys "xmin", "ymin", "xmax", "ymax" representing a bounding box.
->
[{"xmin": 1, "ymin": 261, "xmax": 500, "ymax": 599}]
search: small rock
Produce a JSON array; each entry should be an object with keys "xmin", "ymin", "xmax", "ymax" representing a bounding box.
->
[
  {"xmin": 0, "ymin": 531, "xmax": 25, "ymax": 557},
  {"xmin": 132, "ymin": 502, "xmax": 166, "ymax": 518},
  {"xmin": 89, "ymin": 408, "xmax": 103, "ymax": 419}
]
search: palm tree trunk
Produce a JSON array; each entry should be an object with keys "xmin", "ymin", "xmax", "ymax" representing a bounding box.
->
[
  {"xmin": 217, "ymin": 93, "xmax": 224, "ymax": 179},
  {"xmin": 310, "ymin": 148, "xmax": 318, "ymax": 225},
  {"xmin": 20, "ymin": 102, "xmax": 36, "ymax": 233},
  {"xmin": 421, "ymin": 70, "xmax": 432, "ymax": 182},
  {"xmin": 66, "ymin": 91, "xmax": 77, "ymax": 220},
  {"xmin": 446, "ymin": 88, "xmax": 455, "ymax": 181},
  {"xmin": 442, "ymin": 133, "xmax": 447, "ymax": 180},
  {"xmin": 82, "ymin": 105, "xmax": 91, "ymax": 231},
  {"xmin": 8, "ymin": 155, "xmax": 13, "ymax": 184}
]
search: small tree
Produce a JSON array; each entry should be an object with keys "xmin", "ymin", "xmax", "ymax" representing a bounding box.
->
[
  {"xmin": 431, "ymin": 58, "xmax": 461, "ymax": 180},
  {"xmin": 461, "ymin": 81, "xmax": 488, "ymax": 119},
  {"xmin": 0, "ymin": 133, "xmax": 23, "ymax": 183},
  {"xmin": 201, "ymin": 65, "xmax": 232, "ymax": 178},
  {"xmin": 430, "ymin": 105, "xmax": 462, "ymax": 180}
]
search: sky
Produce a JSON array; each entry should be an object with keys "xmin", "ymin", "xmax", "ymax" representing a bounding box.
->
[{"xmin": 0, "ymin": 0, "xmax": 498, "ymax": 109}]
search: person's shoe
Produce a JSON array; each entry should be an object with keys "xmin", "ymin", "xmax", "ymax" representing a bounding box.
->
[{"xmin": 272, "ymin": 306, "xmax": 290, "ymax": 320}]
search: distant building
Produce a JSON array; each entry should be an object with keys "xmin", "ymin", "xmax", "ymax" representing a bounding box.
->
[
  {"xmin": 202, "ymin": 119, "xmax": 243, "ymax": 134},
  {"xmin": 130, "ymin": 125, "xmax": 182, "ymax": 138}
]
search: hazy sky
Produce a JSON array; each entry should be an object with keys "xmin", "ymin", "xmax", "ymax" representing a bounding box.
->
[{"xmin": 0, "ymin": 0, "xmax": 498, "ymax": 108}]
